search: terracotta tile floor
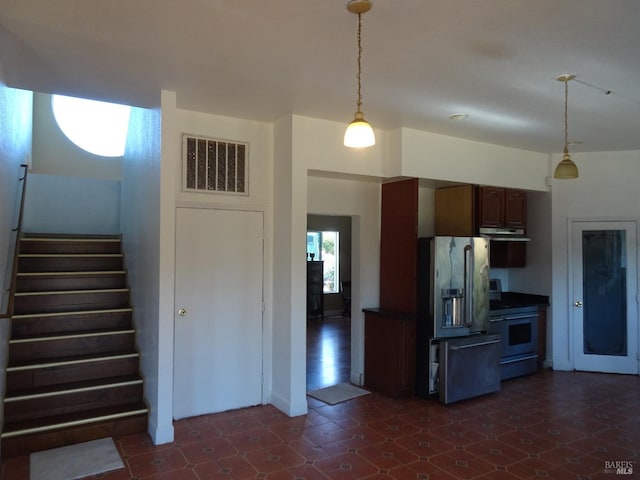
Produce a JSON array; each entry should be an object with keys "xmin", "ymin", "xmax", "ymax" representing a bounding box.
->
[{"xmin": 2, "ymin": 370, "xmax": 639, "ymax": 480}]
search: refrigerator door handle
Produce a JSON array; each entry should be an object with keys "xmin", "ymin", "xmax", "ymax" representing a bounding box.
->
[{"xmin": 463, "ymin": 244, "xmax": 473, "ymax": 327}]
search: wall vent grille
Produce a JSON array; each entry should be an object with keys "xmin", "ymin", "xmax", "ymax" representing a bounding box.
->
[{"xmin": 182, "ymin": 134, "xmax": 248, "ymax": 195}]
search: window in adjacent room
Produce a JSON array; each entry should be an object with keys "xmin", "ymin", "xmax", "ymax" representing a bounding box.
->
[
  {"xmin": 51, "ymin": 94, "xmax": 131, "ymax": 157},
  {"xmin": 307, "ymin": 231, "xmax": 340, "ymax": 293}
]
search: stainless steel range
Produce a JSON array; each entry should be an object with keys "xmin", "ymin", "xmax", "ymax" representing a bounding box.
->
[{"xmin": 487, "ymin": 305, "xmax": 538, "ymax": 380}]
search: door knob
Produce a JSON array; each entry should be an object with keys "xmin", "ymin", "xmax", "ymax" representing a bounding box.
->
[
  {"xmin": 178, "ymin": 308, "xmax": 187, "ymax": 316},
  {"xmin": 574, "ymin": 301, "xmax": 583, "ymax": 307}
]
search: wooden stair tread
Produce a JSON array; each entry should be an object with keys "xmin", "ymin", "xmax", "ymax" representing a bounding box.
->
[
  {"xmin": 11, "ymin": 328, "xmax": 135, "ymax": 342},
  {"xmin": 7, "ymin": 351, "xmax": 139, "ymax": 370},
  {"xmin": 22, "ymin": 233, "xmax": 121, "ymax": 240},
  {"xmin": 2, "ymin": 402, "xmax": 148, "ymax": 437},
  {"xmin": 15, "ymin": 287, "xmax": 129, "ymax": 297},
  {"xmin": 16, "ymin": 271, "xmax": 126, "ymax": 279},
  {"xmin": 5, "ymin": 375, "xmax": 143, "ymax": 400},
  {"xmin": 12, "ymin": 307, "xmax": 132, "ymax": 319},
  {"xmin": 19, "ymin": 254, "xmax": 123, "ymax": 258}
]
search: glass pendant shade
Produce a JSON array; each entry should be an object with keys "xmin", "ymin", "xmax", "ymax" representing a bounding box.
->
[
  {"xmin": 554, "ymin": 150, "xmax": 579, "ymax": 179},
  {"xmin": 344, "ymin": 111, "xmax": 375, "ymax": 147}
]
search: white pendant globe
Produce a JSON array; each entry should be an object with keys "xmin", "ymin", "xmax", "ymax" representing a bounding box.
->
[{"xmin": 344, "ymin": 112, "xmax": 375, "ymax": 148}]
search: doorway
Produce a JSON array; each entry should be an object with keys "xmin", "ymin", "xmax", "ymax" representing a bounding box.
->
[
  {"xmin": 571, "ymin": 220, "xmax": 639, "ymax": 374},
  {"xmin": 173, "ymin": 207, "xmax": 264, "ymax": 418},
  {"xmin": 306, "ymin": 214, "xmax": 352, "ymax": 391}
]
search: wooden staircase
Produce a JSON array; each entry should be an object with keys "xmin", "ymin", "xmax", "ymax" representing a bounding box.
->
[{"xmin": 1, "ymin": 234, "xmax": 148, "ymax": 457}]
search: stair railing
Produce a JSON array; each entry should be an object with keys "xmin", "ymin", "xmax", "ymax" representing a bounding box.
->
[{"xmin": 1, "ymin": 164, "xmax": 29, "ymax": 319}]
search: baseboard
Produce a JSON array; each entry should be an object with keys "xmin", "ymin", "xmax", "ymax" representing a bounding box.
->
[
  {"xmin": 350, "ymin": 371, "xmax": 364, "ymax": 386},
  {"xmin": 270, "ymin": 390, "xmax": 307, "ymax": 417},
  {"xmin": 147, "ymin": 418, "xmax": 174, "ymax": 445},
  {"xmin": 551, "ymin": 360, "xmax": 573, "ymax": 371}
]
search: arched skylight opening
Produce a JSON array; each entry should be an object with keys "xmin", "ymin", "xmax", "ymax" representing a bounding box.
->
[{"xmin": 51, "ymin": 94, "xmax": 131, "ymax": 157}]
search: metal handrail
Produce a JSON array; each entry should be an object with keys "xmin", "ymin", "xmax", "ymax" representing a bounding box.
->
[{"xmin": 1, "ymin": 164, "xmax": 29, "ymax": 318}]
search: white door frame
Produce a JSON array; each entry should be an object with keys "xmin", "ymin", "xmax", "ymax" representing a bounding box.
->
[{"xmin": 569, "ymin": 218, "xmax": 639, "ymax": 374}]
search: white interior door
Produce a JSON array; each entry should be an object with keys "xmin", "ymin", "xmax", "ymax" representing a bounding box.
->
[
  {"xmin": 174, "ymin": 207, "xmax": 264, "ymax": 419},
  {"xmin": 571, "ymin": 220, "xmax": 639, "ymax": 374}
]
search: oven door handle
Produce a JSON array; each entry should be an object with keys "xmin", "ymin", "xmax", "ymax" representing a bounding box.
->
[
  {"xmin": 448, "ymin": 339, "xmax": 500, "ymax": 350},
  {"xmin": 504, "ymin": 314, "xmax": 538, "ymax": 321},
  {"xmin": 500, "ymin": 354, "xmax": 538, "ymax": 365}
]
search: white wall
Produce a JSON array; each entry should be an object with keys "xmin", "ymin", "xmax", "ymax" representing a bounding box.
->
[
  {"xmin": 120, "ymin": 95, "xmax": 170, "ymax": 443},
  {"xmin": 551, "ymin": 150, "xmax": 640, "ymax": 371},
  {"xmin": 400, "ymin": 127, "xmax": 549, "ymax": 192},
  {"xmin": 418, "ymin": 185, "xmax": 436, "ymax": 237},
  {"xmin": 23, "ymin": 174, "xmax": 121, "ymax": 234},
  {"xmin": 307, "ymin": 175, "xmax": 381, "ymax": 385},
  {"xmin": 0, "ymin": 84, "xmax": 32, "ymax": 454},
  {"xmin": 0, "ymin": 84, "xmax": 32, "ymax": 312},
  {"xmin": 272, "ymin": 115, "xmax": 308, "ymax": 416},
  {"xmin": 509, "ymin": 190, "xmax": 553, "ymax": 296},
  {"xmin": 157, "ymin": 91, "xmax": 178, "ymax": 444}
]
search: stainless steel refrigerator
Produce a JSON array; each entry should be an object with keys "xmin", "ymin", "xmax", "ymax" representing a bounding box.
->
[
  {"xmin": 416, "ymin": 236, "xmax": 498, "ymax": 400},
  {"xmin": 417, "ymin": 236, "xmax": 490, "ymax": 338}
]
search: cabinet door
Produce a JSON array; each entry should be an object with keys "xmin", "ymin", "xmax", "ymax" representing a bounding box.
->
[
  {"xmin": 478, "ymin": 186, "xmax": 505, "ymax": 228},
  {"xmin": 380, "ymin": 178, "xmax": 418, "ymax": 313},
  {"xmin": 434, "ymin": 185, "xmax": 475, "ymax": 236},
  {"xmin": 364, "ymin": 312, "xmax": 416, "ymax": 397},
  {"xmin": 505, "ymin": 189, "xmax": 527, "ymax": 228},
  {"xmin": 490, "ymin": 242, "xmax": 526, "ymax": 268}
]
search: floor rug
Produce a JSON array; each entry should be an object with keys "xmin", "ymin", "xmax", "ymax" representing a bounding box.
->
[
  {"xmin": 307, "ymin": 383, "xmax": 370, "ymax": 405},
  {"xmin": 30, "ymin": 437, "xmax": 125, "ymax": 480}
]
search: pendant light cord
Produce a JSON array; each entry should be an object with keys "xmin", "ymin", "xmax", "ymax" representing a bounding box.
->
[
  {"xmin": 563, "ymin": 79, "xmax": 569, "ymax": 152},
  {"xmin": 355, "ymin": 13, "xmax": 363, "ymax": 113}
]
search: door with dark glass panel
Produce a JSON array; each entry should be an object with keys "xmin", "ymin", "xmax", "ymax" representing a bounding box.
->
[{"xmin": 572, "ymin": 221, "xmax": 638, "ymax": 374}]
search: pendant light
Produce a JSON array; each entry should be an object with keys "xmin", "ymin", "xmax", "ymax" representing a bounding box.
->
[
  {"xmin": 553, "ymin": 74, "xmax": 579, "ymax": 179},
  {"xmin": 344, "ymin": 0, "xmax": 375, "ymax": 148}
]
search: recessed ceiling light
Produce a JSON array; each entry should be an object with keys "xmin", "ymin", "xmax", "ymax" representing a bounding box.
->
[
  {"xmin": 449, "ymin": 113, "xmax": 469, "ymax": 120},
  {"xmin": 568, "ymin": 141, "xmax": 583, "ymax": 146}
]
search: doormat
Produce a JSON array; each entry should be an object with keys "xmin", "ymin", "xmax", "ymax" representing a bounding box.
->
[
  {"xmin": 30, "ymin": 437, "xmax": 125, "ymax": 480},
  {"xmin": 307, "ymin": 383, "xmax": 370, "ymax": 405}
]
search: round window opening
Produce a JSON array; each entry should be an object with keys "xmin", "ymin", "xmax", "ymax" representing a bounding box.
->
[{"xmin": 51, "ymin": 94, "xmax": 131, "ymax": 157}]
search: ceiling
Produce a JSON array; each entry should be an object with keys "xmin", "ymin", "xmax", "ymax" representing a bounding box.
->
[{"xmin": 1, "ymin": 0, "xmax": 639, "ymax": 154}]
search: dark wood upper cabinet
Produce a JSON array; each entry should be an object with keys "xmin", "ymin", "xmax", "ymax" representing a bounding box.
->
[
  {"xmin": 435, "ymin": 184, "xmax": 528, "ymax": 268},
  {"xmin": 478, "ymin": 186, "xmax": 506, "ymax": 228},
  {"xmin": 478, "ymin": 186, "xmax": 526, "ymax": 230},
  {"xmin": 504, "ymin": 188, "xmax": 527, "ymax": 229}
]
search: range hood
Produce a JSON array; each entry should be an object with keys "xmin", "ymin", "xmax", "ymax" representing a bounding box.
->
[{"xmin": 479, "ymin": 227, "xmax": 531, "ymax": 242}]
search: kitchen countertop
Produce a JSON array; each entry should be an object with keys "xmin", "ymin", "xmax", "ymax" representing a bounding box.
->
[
  {"xmin": 362, "ymin": 308, "xmax": 415, "ymax": 320},
  {"xmin": 490, "ymin": 291, "xmax": 549, "ymax": 311}
]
